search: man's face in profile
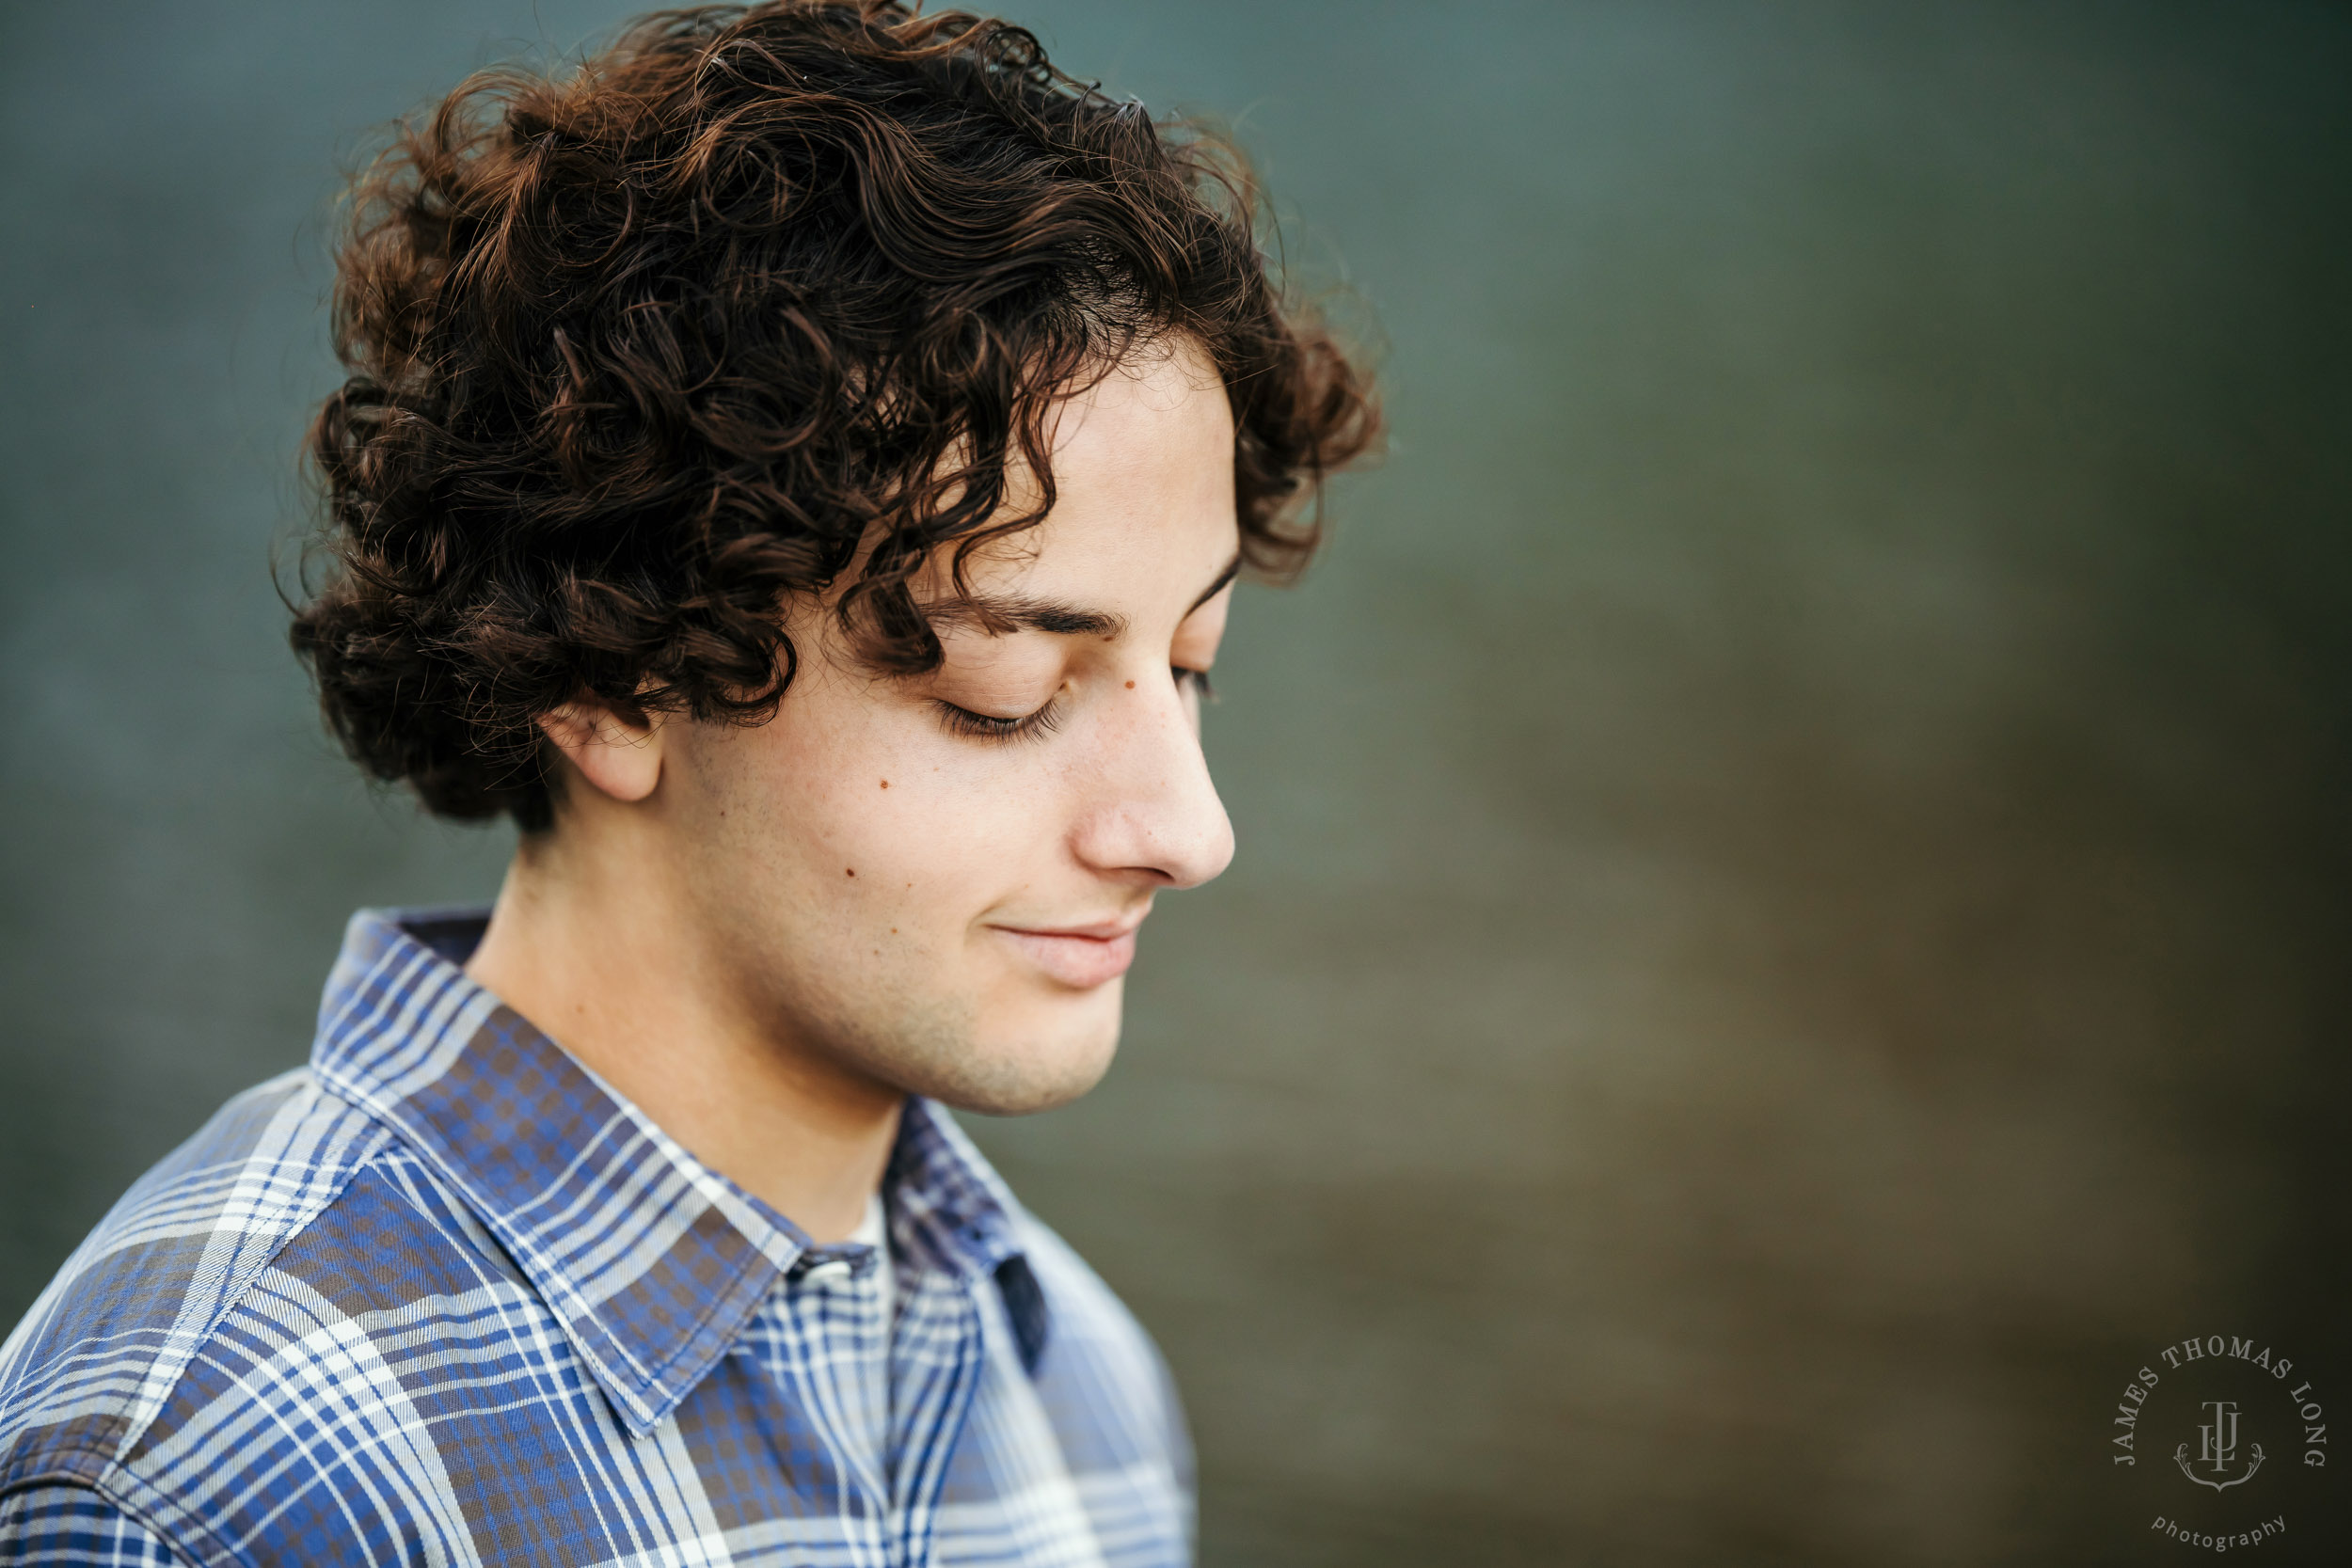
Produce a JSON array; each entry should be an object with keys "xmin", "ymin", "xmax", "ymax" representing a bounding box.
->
[{"xmin": 628, "ymin": 336, "xmax": 1241, "ymax": 1115}]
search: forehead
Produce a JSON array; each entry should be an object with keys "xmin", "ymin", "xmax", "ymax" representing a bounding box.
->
[
  {"xmin": 940, "ymin": 338, "xmax": 1239, "ymax": 611},
  {"xmin": 1047, "ymin": 337, "xmax": 1233, "ymax": 485}
]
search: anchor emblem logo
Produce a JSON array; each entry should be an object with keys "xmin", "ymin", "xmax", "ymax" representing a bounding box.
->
[{"xmin": 2173, "ymin": 1400, "xmax": 2265, "ymax": 1492}]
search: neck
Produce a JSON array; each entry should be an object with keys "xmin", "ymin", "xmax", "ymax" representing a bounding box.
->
[{"xmin": 465, "ymin": 820, "xmax": 902, "ymax": 1245}]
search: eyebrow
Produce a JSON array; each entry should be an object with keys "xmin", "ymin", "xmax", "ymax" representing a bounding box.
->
[{"xmin": 927, "ymin": 551, "xmax": 1243, "ymax": 641}]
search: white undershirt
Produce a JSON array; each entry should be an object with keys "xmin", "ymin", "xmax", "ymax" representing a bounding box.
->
[{"xmin": 850, "ymin": 1191, "xmax": 894, "ymax": 1327}]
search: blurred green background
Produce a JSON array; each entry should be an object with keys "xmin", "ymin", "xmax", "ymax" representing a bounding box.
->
[{"xmin": 5, "ymin": 2, "xmax": 2349, "ymax": 1562}]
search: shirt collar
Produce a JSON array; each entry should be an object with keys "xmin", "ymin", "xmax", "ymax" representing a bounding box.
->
[{"xmin": 309, "ymin": 907, "xmax": 1038, "ymax": 1436}]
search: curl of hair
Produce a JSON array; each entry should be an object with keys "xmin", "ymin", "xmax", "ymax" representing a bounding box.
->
[{"xmin": 290, "ymin": 0, "xmax": 1380, "ymax": 829}]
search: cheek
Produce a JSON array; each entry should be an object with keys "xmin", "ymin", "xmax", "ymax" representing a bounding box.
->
[
  {"xmin": 850, "ymin": 762, "xmax": 1072, "ymax": 932},
  {"xmin": 707, "ymin": 693, "xmax": 1065, "ymax": 942}
]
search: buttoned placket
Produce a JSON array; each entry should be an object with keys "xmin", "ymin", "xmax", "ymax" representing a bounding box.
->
[
  {"xmin": 746, "ymin": 1218, "xmax": 995, "ymax": 1568},
  {"xmin": 882, "ymin": 1259, "xmax": 988, "ymax": 1568}
]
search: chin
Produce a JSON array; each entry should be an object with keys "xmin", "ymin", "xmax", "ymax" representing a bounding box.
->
[
  {"xmin": 817, "ymin": 971, "xmax": 1127, "ymax": 1116},
  {"xmin": 908, "ymin": 991, "xmax": 1124, "ymax": 1117},
  {"xmin": 933, "ymin": 1025, "xmax": 1120, "ymax": 1117}
]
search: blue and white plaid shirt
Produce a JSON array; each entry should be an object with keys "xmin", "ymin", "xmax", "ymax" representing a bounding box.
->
[{"xmin": 0, "ymin": 910, "xmax": 1191, "ymax": 1566}]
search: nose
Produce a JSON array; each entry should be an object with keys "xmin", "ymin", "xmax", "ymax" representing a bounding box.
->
[{"xmin": 1067, "ymin": 675, "xmax": 1235, "ymax": 890}]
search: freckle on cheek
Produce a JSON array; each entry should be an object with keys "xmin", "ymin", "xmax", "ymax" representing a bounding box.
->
[
  {"xmin": 880, "ymin": 779, "xmax": 889, "ymax": 788},
  {"xmin": 1125, "ymin": 680, "xmax": 1136, "ymax": 689}
]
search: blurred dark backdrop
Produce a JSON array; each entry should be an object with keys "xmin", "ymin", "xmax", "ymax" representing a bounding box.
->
[{"xmin": 5, "ymin": 2, "xmax": 2349, "ymax": 1563}]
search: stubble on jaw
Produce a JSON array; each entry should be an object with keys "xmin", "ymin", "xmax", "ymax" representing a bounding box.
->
[{"xmin": 786, "ymin": 953, "xmax": 1125, "ymax": 1117}]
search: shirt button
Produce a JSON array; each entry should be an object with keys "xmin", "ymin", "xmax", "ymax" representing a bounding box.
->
[{"xmin": 802, "ymin": 1259, "xmax": 852, "ymax": 1288}]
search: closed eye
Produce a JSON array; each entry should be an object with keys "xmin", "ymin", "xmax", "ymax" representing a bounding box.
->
[
  {"xmin": 933, "ymin": 694, "xmax": 1064, "ymax": 742},
  {"xmin": 1174, "ymin": 666, "xmax": 1216, "ymax": 703}
]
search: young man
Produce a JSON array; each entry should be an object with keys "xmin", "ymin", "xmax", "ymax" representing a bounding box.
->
[{"xmin": 0, "ymin": 5, "xmax": 1375, "ymax": 1565}]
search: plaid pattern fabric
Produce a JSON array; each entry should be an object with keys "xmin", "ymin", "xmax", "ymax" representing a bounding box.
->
[{"xmin": 0, "ymin": 910, "xmax": 1191, "ymax": 1566}]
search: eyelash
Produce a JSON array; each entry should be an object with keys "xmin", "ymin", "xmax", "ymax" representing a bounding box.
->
[
  {"xmin": 934, "ymin": 697, "xmax": 1064, "ymax": 743},
  {"xmin": 933, "ymin": 668, "xmax": 1216, "ymax": 743}
]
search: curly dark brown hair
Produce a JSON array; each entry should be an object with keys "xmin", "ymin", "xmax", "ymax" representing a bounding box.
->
[{"xmin": 290, "ymin": 0, "xmax": 1378, "ymax": 830}]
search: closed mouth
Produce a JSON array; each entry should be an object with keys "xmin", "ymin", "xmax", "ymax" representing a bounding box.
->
[
  {"xmin": 985, "ymin": 914, "xmax": 1148, "ymax": 988},
  {"xmin": 990, "ymin": 916, "xmax": 1146, "ymax": 942}
]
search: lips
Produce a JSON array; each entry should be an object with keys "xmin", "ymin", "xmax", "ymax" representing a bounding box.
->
[{"xmin": 988, "ymin": 916, "xmax": 1144, "ymax": 990}]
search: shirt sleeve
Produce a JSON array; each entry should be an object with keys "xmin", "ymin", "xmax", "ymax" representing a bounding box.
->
[{"xmin": 0, "ymin": 1484, "xmax": 183, "ymax": 1566}]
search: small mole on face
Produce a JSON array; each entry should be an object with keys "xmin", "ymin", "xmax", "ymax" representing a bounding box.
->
[
  {"xmin": 880, "ymin": 779, "xmax": 889, "ymax": 789},
  {"xmin": 845, "ymin": 868, "xmax": 855, "ymax": 878},
  {"xmin": 1125, "ymin": 680, "xmax": 1136, "ymax": 689}
]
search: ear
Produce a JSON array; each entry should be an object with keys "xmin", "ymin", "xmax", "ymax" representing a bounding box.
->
[{"xmin": 537, "ymin": 701, "xmax": 663, "ymax": 805}]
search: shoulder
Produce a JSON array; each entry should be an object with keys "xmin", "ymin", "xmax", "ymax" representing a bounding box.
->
[
  {"xmin": 0, "ymin": 1070, "xmax": 545, "ymax": 1566},
  {"xmin": 0, "ymin": 1070, "xmax": 388, "ymax": 1480}
]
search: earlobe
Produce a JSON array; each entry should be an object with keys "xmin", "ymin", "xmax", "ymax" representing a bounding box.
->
[{"xmin": 537, "ymin": 702, "xmax": 663, "ymax": 804}]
